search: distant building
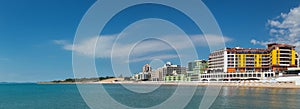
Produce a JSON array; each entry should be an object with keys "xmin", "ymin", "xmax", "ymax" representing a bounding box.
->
[
  {"xmin": 151, "ymin": 68, "xmax": 163, "ymax": 81},
  {"xmin": 163, "ymin": 62, "xmax": 186, "ymax": 76},
  {"xmin": 133, "ymin": 64, "xmax": 152, "ymax": 81},
  {"xmin": 187, "ymin": 60, "xmax": 208, "ymax": 81},
  {"xmin": 143, "ymin": 64, "xmax": 151, "ymax": 72},
  {"xmin": 188, "ymin": 61, "xmax": 196, "ymax": 71},
  {"xmin": 135, "ymin": 43, "xmax": 299, "ymax": 82},
  {"xmin": 188, "ymin": 60, "xmax": 208, "ymax": 73},
  {"xmin": 151, "ymin": 62, "xmax": 187, "ymax": 81}
]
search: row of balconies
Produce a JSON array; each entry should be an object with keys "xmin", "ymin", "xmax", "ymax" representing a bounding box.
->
[
  {"xmin": 209, "ymin": 57, "xmax": 295, "ymax": 65},
  {"xmin": 228, "ymin": 58, "xmax": 291, "ymax": 61},
  {"xmin": 208, "ymin": 60, "xmax": 224, "ymax": 64},
  {"xmin": 208, "ymin": 66, "xmax": 223, "ymax": 68},
  {"xmin": 227, "ymin": 62, "xmax": 269, "ymax": 65},
  {"xmin": 208, "ymin": 58, "xmax": 224, "ymax": 62},
  {"xmin": 228, "ymin": 58, "xmax": 270, "ymax": 60},
  {"xmin": 226, "ymin": 60, "xmax": 293, "ymax": 63},
  {"xmin": 278, "ymin": 48, "xmax": 291, "ymax": 51},
  {"xmin": 208, "ymin": 63, "xmax": 224, "ymax": 66},
  {"xmin": 209, "ymin": 53, "xmax": 224, "ymax": 57},
  {"xmin": 208, "ymin": 56, "xmax": 224, "ymax": 59}
]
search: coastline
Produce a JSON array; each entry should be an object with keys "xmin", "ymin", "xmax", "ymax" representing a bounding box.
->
[{"xmin": 37, "ymin": 81, "xmax": 300, "ymax": 89}]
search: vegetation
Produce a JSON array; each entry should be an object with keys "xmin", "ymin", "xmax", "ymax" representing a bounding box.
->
[{"xmin": 51, "ymin": 76, "xmax": 115, "ymax": 83}]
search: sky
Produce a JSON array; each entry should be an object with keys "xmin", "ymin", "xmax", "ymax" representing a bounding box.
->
[{"xmin": 0, "ymin": 0, "xmax": 300, "ymax": 82}]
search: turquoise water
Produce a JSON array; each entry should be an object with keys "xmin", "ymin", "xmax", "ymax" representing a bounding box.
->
[{"xmin": 0, "ymin": 83, "xmax": 299, "ymax": 109}]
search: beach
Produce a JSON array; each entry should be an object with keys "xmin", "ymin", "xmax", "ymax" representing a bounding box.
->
[
  {"xmin": 38, "ymin": 80, "xmax": 300, "ymax": 89},
  {"xmin": 108, "ymin": 81, "xmax": 300, "ymax": 89}
]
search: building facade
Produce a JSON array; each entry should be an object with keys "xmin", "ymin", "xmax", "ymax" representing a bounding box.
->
[
  {"xmin": 208, "ymin": 49, "xmax": 227, "ymax": 72},
  {"xmin": 267, "ymin": 43, "xmax": 298, "ymax": 71},
  {"xmin": 226, "ymin": 47, "xmax": 270, "ymax": 73},
  {"xmin": 188, "ymin": 60, "xmax": 208, "ymax": 73},
  {"xmin": 187, "ymin": 60, "xmax": 208, "ymax": 81},
  {"xmin": 133, "ymin": 64, "xmax": 152, "ymax": 81},
  {"xmin": 162, "ymin": 62, "xmax": 186, "ymax": 76},
  {"xmin": 151, "ymin": 62, "xmax": 187, "ymax": 81},
  {"xmin": 143, "ymin": 64, "xmax": 151, "ymax": 72},
  {"xmin": 151, "ymin": 68, "xmax": 163, "ymax": 81},
  {"xmin": 208, "ymin": 43, "xmax": 298, "ymax": 73}
]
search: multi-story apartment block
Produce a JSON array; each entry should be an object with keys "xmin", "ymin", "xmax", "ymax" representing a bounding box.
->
[
  {"xmin": 208, "ymin": 49, "xmax": 227, "ymax": 72},
  {"xmin": 133, "ymin": 64, "xmax": 152, "ymax": 81},
  {"xmin": 187, "ymin": 60, "xmax": 208, "ymax": 73},
  {"xmin": 267, "ymin": 43, "xmax": 298, "ymax": 71},
  {"xmin": 227, "ymin": 47, "xmax": 270, "ymax": 73},
  {"xmin": 151, "ymin": 62, "xmax": 187, "ymax": 81},
  {"xmin": 208, "ymin": 43, "xmax": 298, "ymax": 73},
  {"xmin": 187, "ymin": 60, "xmax": 208, "ymax": 81}
]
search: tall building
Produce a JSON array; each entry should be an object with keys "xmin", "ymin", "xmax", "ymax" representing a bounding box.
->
[
  {"xmin": 226, "ymin": 47, "xmax": 269, "ymax": 72},
  {"xmin": 133, "ymin": 64, "xmax": 152, "ymax": 81},
  {"xmin": 151, "ymin": 62, "xmax": 187, "ymax": 81},
  {"xmin": 187, "ymin": 60, "xmax": 208, "ymax": 81},
  {"xmin": 267, "ymin": 43, "xmax": 297, "ymax": 71},
  {"xmin": 143, "ymin": 64, "xmax": 151, "ymax": 72},
  {"xmin": 151, "ymin": 68, "xmax": 163, "ymax": 81},
  {"xmin": 162, "ymin": 62, "xmax": 186, "ymax": 76},
  {"xmin": 208, "ymin": 43, "xmax": 298, "ymax": 73},
  {"xmin": 208, "ymin": 49, "xmax": 227, "ymax": 72},
  {"xmin": 187, "ymin": 60, "xmax": 208, "ymax": 73},
  {"xmin": 188, "ymin": 61, "xmax": 196, "ymax": 71}
]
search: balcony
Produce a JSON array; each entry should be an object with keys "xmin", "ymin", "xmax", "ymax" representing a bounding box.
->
[{"xmin": 279, "ymin": 49, "xmax": 291, "ymax": 51}]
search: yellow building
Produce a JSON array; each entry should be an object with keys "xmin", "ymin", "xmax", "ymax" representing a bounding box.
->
[
  {"xmin": 268, "ymin": 43, "xmax": 297, "ymax": 71},
  {"xmin": 226, "ymin": 48, "xmax": 269, "ymax": 73}
]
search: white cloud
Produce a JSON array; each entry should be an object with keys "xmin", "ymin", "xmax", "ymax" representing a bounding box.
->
[
  {"xmin": 268, "ymin": 20, "xmax": 281, "ymax": 27},
  {"xmin": 252, "ymin": 5, "xmax": 300, "ymax": 51},
  {"xmin": 250, "ymin": 39, "xmax": 258, "ymax": 45},
  {"xmin": 250, "ymin": 39, "xmax": 272, "ymax": 46},
  {"xmin": 191, "ymin": 34, "xmax": 232, "ymax": 46},
  {"xmin": 53, "ymin": 40, "xmax": 69, "ymax": 45},
  {"xmin": 127, "ymin": 54, "xmax": 179, "ymax": 63},
  {"xmin": 55, "ymin": 34, "xmax": 231, "ymax": 62}
]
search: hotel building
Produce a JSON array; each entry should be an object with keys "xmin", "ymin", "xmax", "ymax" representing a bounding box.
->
[
  {"xmin": 151, "ymin": 62, "xmax": 187, "ymax": 81},
  {"xmin": 133, "ymin": 64, "xmax": 152, "ymax": 81},
  {"xmin": 134, "ymin": 43, "xmax": 298, "ymax": 81},
  {"xmin": 208, "ymin": 43, "xmax": 298, "ymax": 73},
  {"xmin": 268, "ymin": 43, "xmax": 298, "ymax": 71},
  {"xmin": 187, "ymin": 60, "xmax": 208, "ymax": 81},
  {"xmin": 188, "ymin": 60, "xmax": 208, "ymax": 73}
]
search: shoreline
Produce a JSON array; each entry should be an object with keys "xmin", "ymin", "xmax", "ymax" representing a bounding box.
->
[{"xmin": 37, "ymin": 81, "xmax": 300, "ymax": 89}]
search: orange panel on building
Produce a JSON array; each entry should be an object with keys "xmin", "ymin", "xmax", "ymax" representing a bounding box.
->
[
  {"xmin": 272, "ymin": 66, "xmax": 288, "ymax": 71},
  {"xmin": 239, "ymin": 68, "xmax": 245, "ymax": 72},
  {"xmin": 255, "ymin": 68, "xmax": 261, "ymax": 72},
  {"xmin": 227, "ymin": 68, "xmax": 236, "ymax": 73}
]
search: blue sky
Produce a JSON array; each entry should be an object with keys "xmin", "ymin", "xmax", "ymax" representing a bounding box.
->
[{"xmin": 0, "ymin": 0, "xmax": 300, "ymax": 82}]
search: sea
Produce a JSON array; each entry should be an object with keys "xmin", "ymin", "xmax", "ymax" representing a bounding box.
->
[{"xmin": 0, "ymin": 83, "xmax": 299, "ymax": 109}]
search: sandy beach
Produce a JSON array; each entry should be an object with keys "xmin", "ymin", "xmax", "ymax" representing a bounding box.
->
[
  {"xmin": 101, "ymin": 81, "xmax": 300, "ymax": 89},
  {"xmin": 37, "ymin": 76, "xmax": 300, "ymax": 89}
]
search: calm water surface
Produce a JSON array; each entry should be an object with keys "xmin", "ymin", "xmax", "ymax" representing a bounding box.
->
[{"xmin": 0, "ymin": 83, "xmax": 299, "ymax": 109}]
